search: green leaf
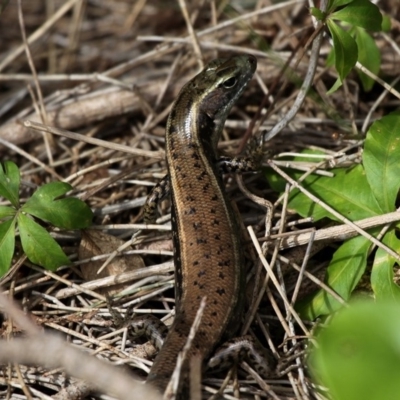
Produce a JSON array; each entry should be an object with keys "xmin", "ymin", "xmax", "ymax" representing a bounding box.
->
[
  {"xmin": 264, "ymin": 168, "xmax": 286, "ymax": 193},
  {"xmin": 297, "ymin": 234, "xmax": 371, "ymax": 320},
  {"xmin": 0, "ymin": 161, "xmax": 20, "ymax": 207},
  {"xmin": 363, "ymin": 112, "xmax": 400, "ymax": 213},
  {"xmin": 371, "ymin": 230, "xmax": 400, "ymax": 301},
  {"xmin": 265, "ymin": 154, "xmax": 382, "ymax": 222},
  {"xmin": 309, "ymin": 301, "xmax": 400, "ymax": 400},
  {"xmin": 331, "ymin": 0, "xmax": 382, "ymax": 31},
  {"xmin": 310, "ymin": 7, "xmax": 325, "ymax": 21},
  {"xmin": 381, "ymin": 15, "xmax": 391, "ymax": 32},
  {"xmin": 18, "ymin": 213, "xmax": 70, "ymax": 270},
  {"xmin": 22, "ymin": 182, "xmax": 93, "ymax": 229},
  {"xmin": 287, "ymin": 165, "xmax": 382, "ymax": 222},
  {"xmin": 326, "ymin": 47, "xmax": 335, "ymax": 67},
  {"xmin": 327, "ymin": 77, "xmax": 343, "ymax": 94},
  {"xmin": 327, "ymin": 20, "xmax": 358, "ymax": 82},
  {"xmin": 0, "ymin": 205, "xmax": 16, "ymax": 219},
  {"xmin": 355, "ymin": 28, "xmax": 381, "ymax": 91},
  {"xmin": 0, "ymin": 218, "xmax": 16, "ymax": 275}
]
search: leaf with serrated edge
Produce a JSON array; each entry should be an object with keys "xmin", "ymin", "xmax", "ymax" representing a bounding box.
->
[
  {"xmin": 0, "ymin": 219, "xmax": 16, "ymax": 275},
  {"xmin": 297, "ymin": 234, "xmax": 371, "ymax": 320},
  {"xmin": 22, "ymin": 181, "xmax": 92, "ymax": 229},
  {"xmin": 363, "ymin": 112, "xmax": 400, "ymax": 213},
  {"xmin": 371, "ymin": 230, "xmax": 400, "ymax": 301},
  {"xmin": 327, "ymin": 20, "xmax": 358, "ymax": 82},
  {"xmin": 18, "ymin": 213, "xmax": 70, "ymax": 270},
  {"xmin": 331, "ymin": 0, "xmax": 382, "ymax": 31},
  {"xmin": 0, "ymin": 161, "xmax": 20, "ymax": 208}
]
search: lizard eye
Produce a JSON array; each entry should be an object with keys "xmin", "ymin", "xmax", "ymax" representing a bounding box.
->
[{"xmin": 222, "ymin": 76, "xmax": 237, "ymax": 89}]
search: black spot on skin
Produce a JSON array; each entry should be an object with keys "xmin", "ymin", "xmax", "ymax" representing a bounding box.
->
[
  {"xmin": 198, "ymin": 270, "xmax": 206, "ymax": 277},
  {"xmin": 191, "ymin": 152, "xmax": 200, "ymax": 160},
  {"xmin": 212, "ymin": 218, "xmax": 220, "ymax": 225},
  {"xmin": 181, "ymin": 173, "xmax": 187, "ymax": 179},
  {"xmin": 208, "ymin": 322, "xmax": 213, "ymax": 327},
  {"xmin": 213, "ymin": 299, "xmax": 218, "ymax": 305},
  {"xmin": 204, "ymin": 253, "xmax": 210, "ymax": 259},
  {"xmin": 197, "ymin": 171, "xmax": 207, "ymax": 180},
  {"xmin": 197, "ymin": 238, "xmax": 207, "ymax": 244},
  {"xmin": 211, "ymin": 311, "xmax": 217, "ymax": 316},
  {"xmin": 187, "ymin": 195, "xmax": 195, "ymax": 201},
  {"xmin": 218, "ymin": 272, "xmax": 225, "ymax": 279},
  {"xmin": 175, "ymin": 165, "xmax": 181, "ymax": 171},
  {"xmin": 217, "ymin": 259, "xmax": 231, "ymax": 267},
  {"xmin": 203, "ymin": 183, "xmax": 210, "ymax": 192},
  {"xmin": 211, "ymin": 194, "xmax": 218, "ymax": 201},
  {"xmin": 193, "ymin": 260, "xmax": 199, "ymax": 266},
  {"xmin": 172, "ymin": 152, "xmax": 178, "ymax": 160},
  {"xmin": 193, "ymin": 222, "xmax": 201, "ymax": 230},
  {"xmin": 199, "ymin": 283, "xmax": 205, "ymax": 289},
  {"xmin": 210, "ymin": 208, "xmax": 216, "ymax": 214},
  {"xmin": 214, "ymin": 234, "xmax": 221, "ymax": 240},
  {"xmin": 216, "ymin": 288, "xmax": 226, "ymax": 296},
  {"xmin": 193, "ymin": 280, "xmax": 198, "ymax": 286},
  {"xmin": 185, "ymin": 207, "xmax": 196, "ymax": 215}
]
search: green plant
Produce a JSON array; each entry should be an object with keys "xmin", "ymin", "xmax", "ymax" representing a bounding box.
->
[
  {"xmin": 309, "ymin": 300, "xmax": 400, "ymax": 400},
  {"xmin": 312, "ymin": 0, "xmax": 386, "ymax": 92},
  {"xmin": 0, "ymin": 161, "xmax": 92, "ymax": 274},
  {"xmin": 265, "ymin": 111, "xmax": 400, "ymax": 319}
]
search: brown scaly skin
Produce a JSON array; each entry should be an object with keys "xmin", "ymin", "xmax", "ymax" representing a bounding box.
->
[{"xmin": 146, "ymin": 55, "xmax": 257, "ymax": 392}]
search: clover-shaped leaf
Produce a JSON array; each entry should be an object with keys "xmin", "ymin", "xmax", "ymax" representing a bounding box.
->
[
  {"xmin": 0, "ymin": 161, "xmax": 92, "ymax": 275},
  {"xmin": 22, "ymin": 181, "xmax": 92, "ymax": 229},
  {"xmin": 18, "ymin": 213, "xmax": 70, "ymax": 270}
]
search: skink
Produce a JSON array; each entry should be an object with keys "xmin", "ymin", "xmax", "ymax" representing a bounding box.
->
[{"xmin": 145, "ymin": 54, "xmax": 257, "ymax": 392}]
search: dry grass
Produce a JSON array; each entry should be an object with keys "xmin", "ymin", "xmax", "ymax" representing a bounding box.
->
[{"xmin": 0, "ymin": 0, "xmax": 399, "ymax": 399}]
